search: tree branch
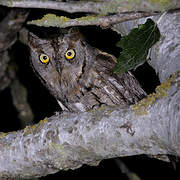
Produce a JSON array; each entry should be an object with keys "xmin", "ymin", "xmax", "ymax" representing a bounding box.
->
[
  {"xmin": 27, "ymin": 12, "xmax": 159, "ymax": 28},
  {"xmin": 10, "ymin": 79, "xmax": 34, "ymax": 127},
  {"xmin": 0, "ymin": 9, "xmax": 29, "ymax": 91},
  {"xmin": 149, "ymin": 11, "xmax": 180, "ymax": 83},
  {"xmin": 0, "ymin": 71, "xmax": 179, "ymax": 179},
  {"xmin": 0, "ymin": 0, "xmax": 103, "ymax": 13},
  {"xmin": 0, "ymin": 51, "xmax": 12, "ymax": 91},
  {"xmin": 0, "ymin": 9, "xmax": 29, "ymax": 52},
  {"xmin": 0, "ymin": 0, "xmax": 179, "ymax": 14}
]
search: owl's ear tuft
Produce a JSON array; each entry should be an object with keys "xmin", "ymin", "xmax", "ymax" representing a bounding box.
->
[
  {"xmin": 68, "ymin": 27, "xmax": 80, "ymax": 35},
  {"xmin": 28, "ymin": 32, "xmax": 48, "ymax": 48},
  {"xmin": 28, "ymin": 32, "xmax": 40, "ymax": 47},
  {"xmin": 28, "ymin": 32, "xmax": 40, "ymax": 40},
  {"xmin": 67, "ymin": 27, "xmax": 82, "ymax": 41}
]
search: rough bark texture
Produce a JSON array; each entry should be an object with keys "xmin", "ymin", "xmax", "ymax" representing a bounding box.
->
[
  {"xmin": 0, "ymin": 70, "xmax": 179, "ymax": 179},
  {"xmin": 0, "ymin": 9, "xmax": 29, "ymax": 91},
  {"xmin": 0, "ymin": 9, "xmax": 29, "ymax": 52},
  {"xmin": 0, "ymin": 0, "xmax": 179, "ymax": 13},
  {"xmin": 27, "ymin": 12, "xmax": 159, "ymax": 28},
  {"xmin": 149, "ymin": 12, "xmax": 180, "ymax": 83}
]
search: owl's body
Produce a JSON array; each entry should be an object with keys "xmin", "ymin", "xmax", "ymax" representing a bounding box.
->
[{"xmin": 29, "ymin": 28, "xmax": 146, "ymax": 112}]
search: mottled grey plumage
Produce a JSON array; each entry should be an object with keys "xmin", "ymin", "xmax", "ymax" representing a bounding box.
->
[{"xmin": 28, "ymin": 28, "xmax": 146, "ymax": 112}]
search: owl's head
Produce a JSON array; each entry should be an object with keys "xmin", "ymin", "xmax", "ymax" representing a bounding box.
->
[{"xmin": 28, "ymin": 28, "xmax": 96, "ymax": 109}]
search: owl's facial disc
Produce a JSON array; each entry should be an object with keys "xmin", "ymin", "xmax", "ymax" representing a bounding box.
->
[{"xmin": 29, "ymin": 30, "xmax": 94, "ymax": 111}]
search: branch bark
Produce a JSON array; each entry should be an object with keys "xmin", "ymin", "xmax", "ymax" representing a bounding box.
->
[
  {"xmin": 0, "ymin": 0, "xmax": 180, "ymax": 14},
  {"xmin": 0, "ymin": 9, "xmax": 29, "ymax": 91},
  {"xmin": 27, "ymin": 12, "xmax": 159, "ymax": 28},
  {"xmin": 0, "ymin": 9, "xmax": 29, "ymax": 52},
  {"xmin": 0, "ymin": 71, "xmax": 179, "ymax": 178}
]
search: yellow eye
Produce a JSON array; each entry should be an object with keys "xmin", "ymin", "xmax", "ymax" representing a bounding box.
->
[
  {"xmin": 65, "ymin": 49, "xmax": 76, "ymax": 60},
  {"xmin": 39, "ymin": 54, "xmax": 50, "ymax": 64}
]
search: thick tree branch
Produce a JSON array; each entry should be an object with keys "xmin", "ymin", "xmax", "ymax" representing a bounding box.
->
[
  {"xmin": 0, "ymin": 0, "xmax": 180, "ymax": 14},
  {"xmin": 149, "ymin": 11, "xmax": 180, "ymax": 83},
  {"xmin": 27, "ymin": 12, "xmax": 159, "ymax": 28},
  {"xmin": 0, "ymin": 0, "xmax": 103, "ymax": 13},
  {"xmin": 0, "ymin": 9, "xmax": 29, "ymax": 52},
  {"xmin": 0, "ymin": 71, "xmax": 179, "ymax": 179},
  {"xmin": 0, "ymin": 9, "xmax": 29, "ymax": 91}
]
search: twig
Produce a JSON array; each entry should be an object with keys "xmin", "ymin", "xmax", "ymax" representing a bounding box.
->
[
  {"xmin": 114, "ymin": 158, "xmax": 141, "ymax": 180},
  {"xmin": 0, "ymin": 51, "xmax": 12, "ymax": 91},
  {"xmin": 10, "ymin": 79, "xmax": 34, "ymax": 128}
]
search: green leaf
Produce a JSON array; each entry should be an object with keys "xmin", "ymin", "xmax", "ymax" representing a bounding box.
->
[{"xmin": 114, "ymin": 18, "xmax": 160, "ymax": 73}]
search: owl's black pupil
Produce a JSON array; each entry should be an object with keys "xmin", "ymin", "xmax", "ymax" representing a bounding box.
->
[
  {"xmin": 43, "ymin": 56, "xmax": 47, "ymax": 60},
  {"xmin": 67, "ymin": 52, "xmax": 72, "ymax": 56}
]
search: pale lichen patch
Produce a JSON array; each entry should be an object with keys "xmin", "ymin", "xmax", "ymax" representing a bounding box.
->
[
  {"xmin": 47, "ymin": 143, "xmax": 67, "ymax": 158},
  {"xmin": 23, "ymin": 118, "xmax": 48, "ymax": 136},
  {"xmin": 100, "ymin": 0, "xmax": 120, "ymax": 15},
  {"xmin": 24, "ymin": 124, "xmax": 39, "ymax": 136},
  {"xmin": 46, "ymin": 143, "xmax": 68, "ymax": 169},
  {"xmin": 75, "ymin": 15, "xmax": 98, "ymax": 22},
  {"xmin": 148, "ymin": 0, "xmax": 172, "ymax": 10},
  {"xmin": 0, "ymin": 132, "xmax": 7, "ymax": 138},
  {"xmin": 31, "ymin": 124, "xmax": 38, "ymax": 130},
  {"xmin": 132, "ymin": 73, "xmax": 175, "ymax": 115},
  {"xmin": 40, "ymin": 118, "xmax": 48, "ymax": 125},
  {"xmin": 148, "ymin": 0, "xmax": 172, "ymax": 6},
  {"xmin": 28, "ymin": 13, "xmax": 100, "ymax": 28},
  {"xmin": 28, "ymin": 14, "xmax": 70, "ymax": 27}
]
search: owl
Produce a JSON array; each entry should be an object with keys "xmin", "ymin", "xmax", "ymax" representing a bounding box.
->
[{"xmin": 28, "ymin": 28, "xmax": 146, "ymax": 112}]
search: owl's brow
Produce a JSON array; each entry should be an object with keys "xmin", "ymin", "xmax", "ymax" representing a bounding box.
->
[
  {"xmin": 67, "ymin": 39, "xmax": 78, "ymax": 49},
  {"xmin": 30, "ymin": 41, "xmax": 52, "ymax": 55},
  {"xmin": 29, "ymin": 35, "xmax": 49, "ymax": 47}
]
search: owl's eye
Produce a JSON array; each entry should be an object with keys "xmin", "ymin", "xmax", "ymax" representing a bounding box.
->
[
  {"xmin": 65, "ymin": 49, "xmax": 76, "ymax": 60},
  {"xmin": 39, "ymin": 54, "xmax": 50, "ymax": 64}
]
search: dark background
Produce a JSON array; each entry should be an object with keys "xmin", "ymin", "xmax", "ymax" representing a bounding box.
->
[{"xmin": 0, "ymin": 7, "xmax": 179, "ymax": 180}]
